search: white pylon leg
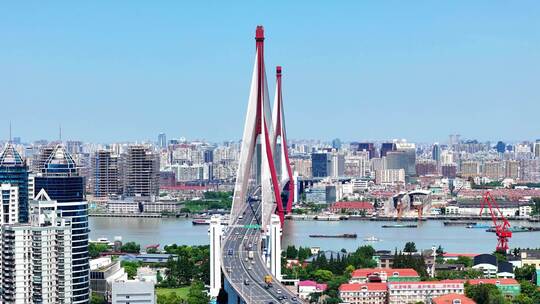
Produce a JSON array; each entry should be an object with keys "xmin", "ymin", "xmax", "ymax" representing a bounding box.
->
[{"xmin": 209, "ymin": 215, "xmax": 223, "ymax": 298}]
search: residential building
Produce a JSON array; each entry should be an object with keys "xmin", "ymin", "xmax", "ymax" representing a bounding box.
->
[
  {"xmin": 504, "ymin": 160, "xmax": 519, "ymax": 179},
  {"xmin": 432, "ymin": 293, "xmax": 475, "ymax": 304},
  {"xmin": 33, "ymin": 145, "xmax": 90, "ymax": 304},
  {"xmin": 92, "ymin": 150, "xmax": 123, "ymax": 199},
  {"xmin": 483, "ymin": 161, "xmax": 504, "ymax": 180},
  {"xmin": 442, "ymin": 164, "xmax": 457, "ymax": 178},
  {"xmin": 0, "ymin": 143, "xmax": 29, "ymax": 222},
  {"xmin": 297, "ymin": 280, "xmax": 327, "ymax": 300},
  {"xmin": 124, "ymin": 145, "xmax": 160, "ymax": 200},
  {"xmin": 416, "ymin": 159, "xmax": 438, "ymax": 176},
  {"xmin": 388, "ymin": 280, "xmax": 464, "ymax": 304},
  {"xmin": 460, "ymin": 161, "xmax": 480, "ymax": 178},
  {"xmin": 339, "ymin": 282, "xmax": 387, "ymax": 304},
  {"xmin": 111, "ymin": 280, "xmax": 155, "ymax": 304},
  {"xmin": 1, "ymin": 191, "xmax": 73, "ymax": 304},
  {"xmin": 375, "ymin": 169, "xmax": 405, "ymax": 185},
  {"xmin": 350, "ymin": 268, "xmax": 420, "ymax": 283},
  {"xmin": 0, "ymin": 183, "xmax": 19, "ymax": 224}
]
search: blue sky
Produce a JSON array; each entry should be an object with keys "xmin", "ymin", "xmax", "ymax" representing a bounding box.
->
[{"xmin": 0, "ymin": 1, "xmax": 538, "ymax": 143}]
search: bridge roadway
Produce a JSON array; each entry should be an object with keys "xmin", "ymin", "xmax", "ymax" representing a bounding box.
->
[{"xmin": 222, "ymin": 197, "xmax": 300, "ymax": 303}]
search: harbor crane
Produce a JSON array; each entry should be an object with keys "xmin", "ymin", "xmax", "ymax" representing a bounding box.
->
[{"xmin": 479, "ymin": 191, "xmax": 512, "ymax": 252}]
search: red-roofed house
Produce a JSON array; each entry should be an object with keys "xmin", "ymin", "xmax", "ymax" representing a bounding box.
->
[
  {"xmin": 297, "ymin": 280, "xmax": 327, "ymax": 300},
  {"xmin": 432, "ymin": 293, "xmax": 476, "ymax": 304},
  {"xmin": 388, "ymin": 280, "xmax": 465, "ymax": 304},
  {"xmin": 351, "ymin": 268, "xmax": 420, "ymax": 283},
  {"xmin": 467, "ymin": 279, "xmax": 521, "ymax": 296},
  {"xmin": 329, "ymin": 201, "xmax": 375, "ymax": 215},
  {"xmin": 339, "ymin": 283, "xmax": 388, "ymax": 304}
]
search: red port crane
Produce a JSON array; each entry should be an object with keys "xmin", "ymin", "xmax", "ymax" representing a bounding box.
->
[{"xmin": 479, "ymin": 191, "xmax": 512, "ymax": 252}]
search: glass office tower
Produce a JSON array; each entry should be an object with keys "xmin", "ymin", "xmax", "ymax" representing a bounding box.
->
[
  {"xmin": 0, "ymin": 143, "xmax": 29, "ymax": 222},
  {"xmin": 34, "ymin": 145, "xmax": 89, "ymax": 304}
]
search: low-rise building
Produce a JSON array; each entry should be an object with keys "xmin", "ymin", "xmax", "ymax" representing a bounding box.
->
[
  {"xmin": 432, "ymin": 293, "xmax": 475, "ymax": 304},
  {"xmin": 467, "ymin": 278, "xmax": 520, "ymax": 297},
  {"xmin": 328, "ymin": 201, "xmax": 375, "ymax": 215},
  {"xmin": 143, "ymin": 201, "xmax": 181, "ymax": 213},
  {"xmin": 339, "ymin": 283, "xmax": 387, "ymax": 304},
  {"xmin": 107, "ymin": 200, "xmax": 141, "ymax": 214},
  {"xmin": 472, "ymin": 254, "xmax": 514, "ymax": 278},
  {"xmin": 388, "ymin": 280, "xmax": 464, "ymax": 304},
  {"xmin": 297, "ymin": 280, "xmax": 327, "ymax": 300},
  {"xmin": 520, "ymin": 250, "xmax": 540, "ymax": 268},
  {"xmin": 350, "ymin": 268, "xmax": 420, "ymax": 283},
  {"xmin": 112, "ymin": 280, "xmax": 155, "ymax": 304},
  {"xmin": 90, "ymin": 257, "xmax": 128, "ymax": 299}
]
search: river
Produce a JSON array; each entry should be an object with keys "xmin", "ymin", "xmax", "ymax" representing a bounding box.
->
[{"xmin": 89, "ymin": 217, "xmax": 540, "ymax": 253}]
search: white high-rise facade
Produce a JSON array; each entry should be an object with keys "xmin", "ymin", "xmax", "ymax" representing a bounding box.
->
[
  {"xmin": 0, "ymin": 189, "xmax": 73, "ymax": 304},
  {"xmin": 269, "ymin": 214, "xmax": 282, "ymax": 281},
  {"xmin": 0, "ymin": 183, "xmax": 19, "ymax": 225}
]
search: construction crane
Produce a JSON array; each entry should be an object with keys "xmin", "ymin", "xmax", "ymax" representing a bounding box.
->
[{"xmin": 479, "ymin": 191, "xmax": 512, "ymax": 252}]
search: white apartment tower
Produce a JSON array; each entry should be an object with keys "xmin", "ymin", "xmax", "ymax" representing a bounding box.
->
[
  {"xmin": 0, "ymin": 189, "xmax": 73, "ymax": 304},
  {"xmin": 0, "ymin": 183, "xmax": 19, "ymax": 225}
]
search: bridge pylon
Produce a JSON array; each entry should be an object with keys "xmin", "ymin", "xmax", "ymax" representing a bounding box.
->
[
  {"xmin": 230, "ymin": 25, "xmax": 285, "ymax": 228},
  {"xmin": 272, "ymin": 66, "xmax": 295, "ymax": 215}
]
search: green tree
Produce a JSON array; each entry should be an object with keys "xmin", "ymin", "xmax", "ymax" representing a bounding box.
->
[
  {"xmin": 514, "ymin": 264, "xmax": 536, "ymax": 281},
  {"xmin": 90, "ymin": 293, "xmax": 106, "ymax": 304},
  {"xmin": 121, "ymin": 242, "xmax": 141, "ymax": 253},
  {"xmin": 285, "ymin": 245, "xmax": 299, "ymax": 259},
  {"xmin": 121, "ymin": 261, "xmax": 140, "ymax": 279},
  {"xmin": 512, "ymin": 294, "xmax": 534, "ymax": 304},
  {"xmin": 89, "ymin": 243, "xmax": 109, "ymax": 258},
  {"xmin": 519, "ymin": 281, "xmax": 540, "ymax": 302},
  {"xmin": 456, "ymin": 256, "xmax": 474, "ymax": 268},
  {"xmin": 187, "ymin": 281, "xmax": 209, "ymax": 304},
  {"xmin": 465, "ymin": 283, "xmax": 507, "ymax": 304},
  {"xmin": 313, "ymin": 269, "xmax": 334, "ymax": 282},
  {"xmin": 404, "ymin": 242, "xmax": 417, "ymax": 253}
]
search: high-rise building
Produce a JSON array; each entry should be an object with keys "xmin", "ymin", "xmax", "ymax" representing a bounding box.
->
[
  {"xmin": 416, "ymin": 160, "xmax": 438, "ymax": 176},
  {"xmin": 505, "ymin": 160, "xmax": 519, "ymax": 179},
  {"xmin": 332, "ymin": 138, "xmax": 342, "ymax": 150},
  {"xmin": 124, "ymin": 145, "xmax": 160, "ymax": 199},
  {"xmin": 380, "ymin": 142, "xmax": 395, "ymax": 158},
  {"xmin": 496, "ymin": 141, "xmax": 506, "ymax": 154},
  {"xmin": 157, "ymin": 133, "xmax": 167, "ymax": 148},
  {"xmin": 0, "ymin": 183, "xmax": 18, "ymax": 224},
  {"xmin": 330, "ymin": 152, "xmax": 345, "ymax": 178},
  {"xmin": 92, "ymin": 150, "xmax": 123, "ymax": 199},
  {"xmin": 395, "ymin": 142, "xmax": 416, "ymax": 176},
  {"xmin": 33, "ymin": 145, "xmax": 89, "ymax": 304},
  {"xmin": 460, "ymin": 161, "xmax": 480, "ymax": 178},
  {"xmin": 0, "ymin": 144, "xmax": 29, "ymax": 222},
  {"xmin": 432, "ymin": 143, "xmax": 441, "ymax": 163},
  {"xmin": 311, "ymin": 152, "xmax": 331, "ymax": 178},
  {"xmin": 441, "ymin": 164, "xmax": 457, "ymax": 178},
  {"xmin": 351, "ymin": 142, "xmax": 376, "ymax": 159},
  {"xmin": 483, "ymin": 161, "xmax": 504, "ymax": 180},
  {"xmin": 385, "ymin": 151, "xmax": 408, "ymax": 173},
  {"xmin": 534, "ymin": 140, "xmax": 540, "ymax": 158},
  {"xmin": 1, "ymin": 190, "xmax": 73, "ymax": 304}
]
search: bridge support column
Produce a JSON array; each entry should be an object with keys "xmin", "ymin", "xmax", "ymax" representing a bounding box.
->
[
  {"xmin": 209, "ymin": 215, "xmax": 223, "ymax": 298},
  {"xmin": 269, "ymin": 214, "xmax": 282, "ymax": 280}
]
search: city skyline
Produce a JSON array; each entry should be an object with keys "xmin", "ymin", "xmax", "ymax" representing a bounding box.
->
[{"xmin": 1, "ymin": 1, "xmax": 539, "ymax": 143}]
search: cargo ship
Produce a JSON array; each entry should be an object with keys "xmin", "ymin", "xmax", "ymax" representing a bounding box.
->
[
  {"xmin": 309, "ymin": 233, "xmax": 357, "ymax": 238},
  {"xmin": 381, "ymin": 224, "xmax": 417, "ymax": 228}
]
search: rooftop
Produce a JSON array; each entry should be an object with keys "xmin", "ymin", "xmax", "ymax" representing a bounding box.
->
[
  {"xmin": 339, "ymin": 283, "xmax": 388, "ymax": 292},
  {"xmin": 352, "ymin": 268, "xmax": 419, "ymax": 278},
  {"xmin": 432, "ymin": 293, "xmax": 476, "ymax": 304}
]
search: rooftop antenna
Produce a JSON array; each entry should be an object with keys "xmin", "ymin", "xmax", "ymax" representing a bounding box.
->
[
  {"xmin": 59, "ymin": 124, "xmax": 62, "ymax": 142},
  {"xmin": 9, "ymin": 121, "xmax": 12, "ymax": 143}
]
